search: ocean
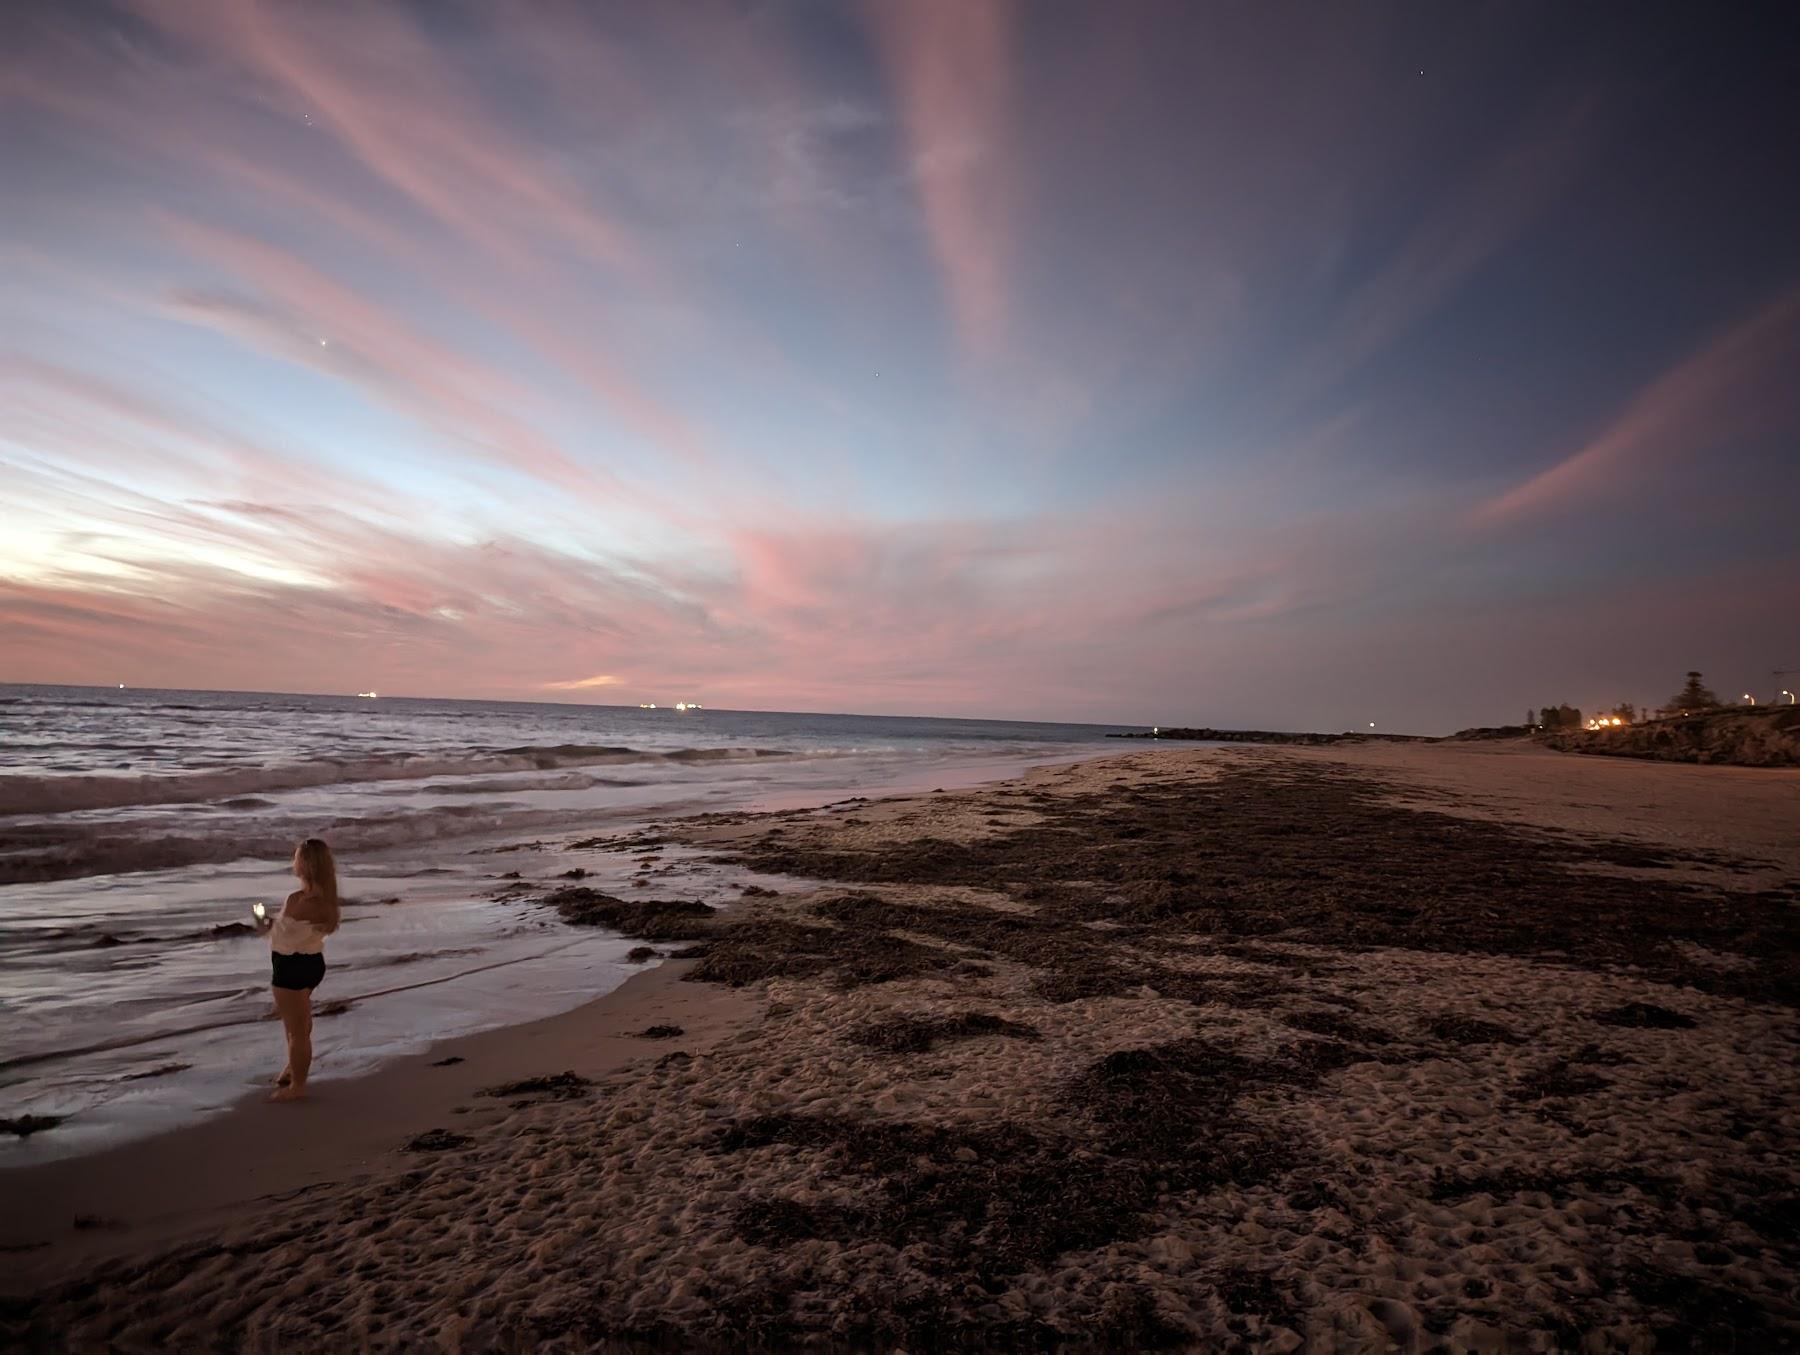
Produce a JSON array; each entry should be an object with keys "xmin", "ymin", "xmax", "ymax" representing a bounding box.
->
[{"xmin": 0, "ymin": 684, "xmax": 1133, "ymax": 1161}]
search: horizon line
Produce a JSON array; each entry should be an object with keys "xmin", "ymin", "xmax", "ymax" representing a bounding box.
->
[{"xmin": 0, "ymin": 680, "xmax": 1159, "ymax": 734}]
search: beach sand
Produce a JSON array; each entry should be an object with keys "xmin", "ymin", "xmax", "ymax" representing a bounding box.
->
[{"xmin": 3, "ymin": 742, "xmax": 1796, "ymax": 1349}]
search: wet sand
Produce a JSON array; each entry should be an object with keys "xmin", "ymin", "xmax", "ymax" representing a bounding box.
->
[{"xmin": 3, "ymin": 742, "xmax": 1796, "ymax": 1349}]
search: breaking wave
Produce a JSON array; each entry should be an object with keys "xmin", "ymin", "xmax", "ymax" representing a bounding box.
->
[
  {"xmin": 0, "ymin": 744, "xmax": 791, "ymax": 816},
  {"xmin": 0, "ymin": 798, "xmax": 716, "ymax": 886}
]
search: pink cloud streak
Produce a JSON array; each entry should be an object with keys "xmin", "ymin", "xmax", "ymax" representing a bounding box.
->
[
  {"xmin": 870, "ymin": 0, "xmax": 1016, "ymax": 359},
  {"xmin": 1475, "ymin": 287, "xmax": 1800, "ymax": 525},
  {"xmin": 130, "ymin": 0, "xmax": 642, "ymax": 273}
]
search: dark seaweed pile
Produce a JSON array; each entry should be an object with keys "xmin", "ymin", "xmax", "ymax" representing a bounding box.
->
[
  {"xmin": 708, "ymin": 1030, "xmax": 1336, "ymax": 1348},
  {"xmin": 478, "ymin": 1071, "xmax": 591, "ymax": 1104},
  {"xmin": 541, "ymin": 887, "xmax": 716, "ymax": 941},
  {"xmin": 686, "ymin": 915, "xmax": 946, "ymax": 988},
  {"xmin": 847, "ymin": 1011, "xmax": 1041, "ymax": 1054},
  {"xmin": 719, "ymin": 761, "xmax": 1797, "ymax": 1003}
]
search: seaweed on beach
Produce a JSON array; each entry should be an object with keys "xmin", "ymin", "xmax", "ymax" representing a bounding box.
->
[
  {"xmin": 720, "ymin": 761, "xmax": 1799, "ymax": 1003},
  {"xmin": 1026, "ymin": 960, "xmax": 1143, "ymax": 1003},
  {"xmin": 809, "ymin": 894, "xmax": 1179, "ymax": 1005},
  {"xmin": 121, "ymin": 1061, "xmax": 192, "ymax": 1080},
  {"xmin": 1425, "ymin": 1015, "xmax": 1524, "ymax": 1045},
  {"xmin": 731, "ymin": 1195, "xmax": 869, "ymax": 1246},
  {"xmin": 677, "ymin": 1269, "xmax": 1190, "ymax": 1352},
  {"xmin": 1594, "ymin": 1001, "xmax": 1698, "ymax": 1029},
  {"xmin": 1727, "ymin": 1173, "xmax": 1800, "ymax": 1247},
  {"xmin": 1280, "ymin": 1009, "xmax": 1396, "ymax": 1044},
  {"xmin": 716, "ymin": 1114, "xmax": 1167, "ymax": 1279},
  {"xmin": 478, "ymin": 1071, "xmax": 591, "ymax": 1101},
  {"xmin": 689, "ymin": 889, "xmax": 1310, "ymax": 1013},
  {"xmin": 541, "ymin": 887, "xmax": 716, "ymax": 941},
  {"xmin": 405, "ymin": 1128, "xmax": 473, "ymax": 1152},
  {"xmin": 687, "ymin": 918, "xmax": 947, "ymax": 988},
  {"xmin": 1212, "ymin": 1267, "xmax": 1302, "ymax": 1336},
  {"xmin": 1059, "ymin": 1034, "xmax": 1367, "ymax": 1188},
  {"xmin": 1610, "ymin": 1262, "xmax": 1777, "ymax": 1347},
  {"xmin": 847, "ymin": 1011, "xmax": 1040, "ymax": 1054},
  {"xmin": 712, "ymin": 1032, "xmax": 1364, "ymax": 1295},
  {"xmin": 1064, "ymin": 1041, "xmax": 1266, "ymax": 1158},
  {"xmin": 1512, "ymin": 1060, "xmax": 1609, "ymax": 1101},
  {"xmin": 1428, "ymin": 1165, "xmax": 1672, "ymax": 1204},
  {"xmin": 0, "ymin": 1115, "xmax": 64, "ymax": 1138},
  {"xmin": 1213, "ymin": 942, "xmax": 1344, "ymax": 975}
]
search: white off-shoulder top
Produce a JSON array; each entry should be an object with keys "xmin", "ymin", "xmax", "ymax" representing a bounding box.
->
[{"xmin": 269, "ymin": 912, "xmax": 327, "ymax": 955}]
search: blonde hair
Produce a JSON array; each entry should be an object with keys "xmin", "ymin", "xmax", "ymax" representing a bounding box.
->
[{"xmin": 294, "ymin": 838, "xmax": 341, "ymax": 934}]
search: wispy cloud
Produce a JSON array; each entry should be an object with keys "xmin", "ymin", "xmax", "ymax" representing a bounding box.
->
[
  {"xmin": 1474, "ymin": 287, "xmax": 1800, "ymax": 525},
  {"xmin": 157, "ymin": 218, "xmax": 623, "ymax": 501},
  {"xmin": 543, "ymin": 674, "xmax": 625, "ymax": 691},
  {"xmin": 868, "ymin": 0, "xmax": 1015, "ymax": 359},
  {"xmin": 128, "ymin": 0, "xmax": 642, "ymax": 272}
]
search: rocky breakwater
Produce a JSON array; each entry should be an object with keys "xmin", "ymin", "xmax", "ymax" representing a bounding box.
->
[{"xmin": 1110, "ymin": 727, "xmax": 1429, "ymax": 745}]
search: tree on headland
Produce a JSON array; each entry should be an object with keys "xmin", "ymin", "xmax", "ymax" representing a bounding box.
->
[
  {"xmin": 1666, "ymin": 671, "xmax": 1719, "ymax": 714},
  {"xmin": 1538, "ymin": 704, "xmax": 1582, "ymax": 730},
  {"xmin": 1525, "ymin": 709, "xmax": 1537, "ymax": 728},
  {"xmin": 1611, "ymin": 702, "xmax": 1638, "ymax": 724}
]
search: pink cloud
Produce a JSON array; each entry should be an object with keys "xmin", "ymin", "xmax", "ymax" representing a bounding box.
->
[
  {"xmin": 1474, "ymin": 287, "xmax": 1800, "ymax": 525},
  {"xmin": 157, "ymin": 218, "xmax": 628, "ymax": 502},
  {"xmin": 0, "ymin": 54, "xmax": 419, "ymax": 264},
  {"xmin": 129, "ymin": 0, "xmax": 642, "ymax": 274},
  {"xmin": 0, "ymin": 355, "xmax": 375, "ymax": 509},
  {"xmin": 543, "ymin": 674, "xmax": 625, "ymax": 691},
  {"xmin": 8, "ymin": 26, "xmax": 723, "ymax": 482},
  {"xmin": 868, "ymin": 0, "xmax": 1016, "ymax": 359}
]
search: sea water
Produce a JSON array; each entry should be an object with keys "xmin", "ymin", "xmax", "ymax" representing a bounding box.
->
[{"xmin": 0, "ymin": 685, "xmax": 1130, "ymax": 1161}]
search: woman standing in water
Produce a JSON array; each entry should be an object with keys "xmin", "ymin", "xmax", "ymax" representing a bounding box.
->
[{"xmin": 256, "ymin": 838, "xmax": 340, "ymax": 1102}]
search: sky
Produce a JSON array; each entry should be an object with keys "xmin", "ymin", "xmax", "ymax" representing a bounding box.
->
[{"xmin": 3, "ymin": 1, "xmax": 1797, "ymax": 732}]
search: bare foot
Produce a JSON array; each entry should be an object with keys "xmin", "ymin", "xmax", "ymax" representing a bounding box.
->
[{"xmin": 268, "ymin": 1084, "xmax": 306, "ymax": 1102}]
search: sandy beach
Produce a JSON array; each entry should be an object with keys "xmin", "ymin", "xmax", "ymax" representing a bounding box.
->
[{"xmin": 4, "ymin": 741, "xmax": 1797, "ymax": 1350}]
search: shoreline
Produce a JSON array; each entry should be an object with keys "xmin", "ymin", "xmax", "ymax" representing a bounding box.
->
[
  {"xmin": 6, "ymin": 742, "xmax": 1797, "ymax": 1347},
  {"xmin": 1, "ymin": 960, "xmax": 759, "ymax": 1289},
  {"xmin": 0, "ymin": 744, "xmax": 1104, "ymax": 1165}
]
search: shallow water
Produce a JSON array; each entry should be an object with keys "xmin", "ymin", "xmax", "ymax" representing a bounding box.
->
[{"xmin": 0, "ymin": 686, "xmax": 1130, "ymax": 1162}]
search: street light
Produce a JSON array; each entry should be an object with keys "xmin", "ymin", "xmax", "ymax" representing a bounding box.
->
[
  {"xmin": 1744, "ymin": 694, "xmax": 1756, "ymax": 706},
  {"xmin": 1783, "ymin": 690, "xmax": 1796, "ymax": 705}
]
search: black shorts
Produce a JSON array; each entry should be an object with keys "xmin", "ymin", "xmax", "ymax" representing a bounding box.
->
[{"xmin": 271, "ymin": 951, "xmax": 326, "ymax": 991}]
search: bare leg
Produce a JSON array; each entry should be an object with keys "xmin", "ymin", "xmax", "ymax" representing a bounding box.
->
[
  {"xmin": 270, "ymin": 986, "xmax": 288, "ymax": 1085},
  {"xmin": 269, "ymin": 986, "xmax": 313, "ymax": 1101}
]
